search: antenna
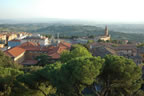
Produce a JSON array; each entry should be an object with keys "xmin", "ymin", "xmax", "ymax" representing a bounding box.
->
[{"xmin": 57, "ymin": 33, "xmax": 59, "ymax": 40}]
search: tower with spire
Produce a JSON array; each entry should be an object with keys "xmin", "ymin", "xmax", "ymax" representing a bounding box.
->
[
  {"xmin": 98, "ymin": 25, "xmax": 111, "ymax": 41},
  {"xmin": 105, "ymin": 26, "xmax": 109, "ymax": 36}
]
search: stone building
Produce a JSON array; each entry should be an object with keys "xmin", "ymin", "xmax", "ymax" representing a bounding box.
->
[
  {"xmin": 94, "ymin": 26, "xmax": 111, "ymax": 41},
  {"xmin": 99, "ymin": 26, "xmax": 111, "ymax": 41}
]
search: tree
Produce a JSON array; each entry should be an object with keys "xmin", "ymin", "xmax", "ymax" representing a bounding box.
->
[
  {"xmin": 17, "ymin": 69, "xmax": 56, "ymax": 96},
  {"xmin": 60, "ymin": 44, "xmax": 92, "ymax": 63},
  {"xmin": 0, "ymin": 51, "xmax": 22, "ymax": 69},
  {"xmin": 55, "ymin": 57, "xmax": 104, "ymax": 96},
  {"xmin": 87, "ymin": 40, "xmax": 94, "ymax": 44},
  {"xmin": 0, "ymin": 67, "xmax": 23, "ymax": 96},
  {"xmin": 95, "ymin": 55, "xmax": 143, "ymax": 96},
  {"xmin": 35, "ymin": 54, "xmax": 53, "ymax": 66}
]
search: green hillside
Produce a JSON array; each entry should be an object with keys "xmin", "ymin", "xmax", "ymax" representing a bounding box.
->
[{"xmin": 0, "ymin": 24, "xmax": 144, "ymax": 42}]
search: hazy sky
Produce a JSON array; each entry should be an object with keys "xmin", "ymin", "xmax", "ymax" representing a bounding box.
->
[{"xmin": 1, "ymin": 0, "xmax": 144, "ymax": 23}]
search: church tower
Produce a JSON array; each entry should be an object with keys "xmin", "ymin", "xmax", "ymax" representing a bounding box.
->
[
  {"xmin": 98, "ymin": 25, "xmax": 111, "ymax": 41},
  {"xmin": 105, "ymin": 26, "xmax": 109, "ymax": 36}
]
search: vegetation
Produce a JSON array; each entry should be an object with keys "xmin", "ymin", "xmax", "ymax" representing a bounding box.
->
[
  {"xmin": 137, "ymin": 43, "xmax": 144, "ymax": 48},
  {"xmin": 0, "ymin": 45, "xmax": 143, "ymax": 96},
  {"xmin": 96, "ymin": 55, "xmax": 142, "ymax": 96},
  {"xmin": 35, "ymin": 54, "xmax": 53, "ymax": 66},
  {"xmin": 0, "ymin": 24, "xmax": 144, "ymax": 42}
]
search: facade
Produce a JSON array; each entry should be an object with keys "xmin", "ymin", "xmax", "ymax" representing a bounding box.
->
[
  {"xmin": 0, "ymin": 44, "xmax": 5, "ymax": 48},
  {"xmin": 0, "ymin": 32, "xmax": 31, "ymax": 44},
  {"xmin": 21, "ymin": 34, "xmax": 49, "ymax": 46},
  {"xmin": 0, "ymin": 34, "xmax": 6, "ymax": 41},
  {"xmin": 8, "ymin": 40, "xmax": 21, "ymax": 48}
]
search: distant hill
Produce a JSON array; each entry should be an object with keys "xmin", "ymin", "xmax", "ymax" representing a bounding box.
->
[
  {"xmin": 0, "ymin": 23, "xmax": 144, "ymax": 42},
  {"xmin": 95, "ymin": 24, "xmax": 144, "ymax": 34},
  {"xmin": 33, "ymin": 24, "xmax": 144, "ymax": 42}
]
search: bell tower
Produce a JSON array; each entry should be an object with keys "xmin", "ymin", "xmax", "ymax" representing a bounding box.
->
[{"xmin": 105, "ymin": 26, "xmax": 109, "ymax": 36}]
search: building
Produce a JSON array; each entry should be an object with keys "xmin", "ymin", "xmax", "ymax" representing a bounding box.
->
[
  {"xmin": 5, "ymin": 41, "xmax": 71, "ymax": 65},
  {"xmin": 90, "ymin": 46, "xmax": 117, "ymax": 57},
  {"xmin": 21, "ymin": 34, "xmax": 49, "ymax": 46},
  {"xmin": 0, "ymin": 34, "xmax": 6, "ymax": 41},
  {"xmin": 5, "ymin": 47, "xmax": 26, "ymax": 63},
  {"xmin": 89, "ymin": 42, "xmax": 142, "ymax": 65},
  {"xmin": 99, "ymin": 26, "xmax": 111, "ymax": 41},
  {"xmin": 8, "ymin": 40, "xmax": 21, "ymax": 48},
  {"xmin": 94, "ymin": 26, "xmax": 111, "ymax": 41},
  {"xmin": 0, "ymin": 44, "xmax": 5, "ymax": 48}
]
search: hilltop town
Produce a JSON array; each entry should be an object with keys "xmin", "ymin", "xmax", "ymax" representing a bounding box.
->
[
  {"xmin": 0, "ymin": 26, "xmax": 144, "ymax": 96},
  {"xmin": 0, "ymin": 26, "xmax": 143, "ymax": 67}
]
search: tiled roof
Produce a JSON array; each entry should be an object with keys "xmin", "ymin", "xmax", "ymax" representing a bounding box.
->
[
  {"xmin": 19, "ymin": 42, "xmax": 38, "ymax": 47},
  {"xmin": 58, "ymin": 42, "xmax": 71, "ymax": 48},
  {"xmin": 5, "ymin": 41, "xmax": 71, "ymax": 59},
  {"xmin": 90, "ymin": 46, "xmax": 117, "ymax": 57},
  {"xmin": 5, "ymin": 47, "xmax": 26, "ymax": 58},
  {"xmin": 47, "ymin": 43, "xmax": 70, "ymax": 59},
  {"xmin": 48, "ymin": 53, "xmax": 60, "ymax": 59}
]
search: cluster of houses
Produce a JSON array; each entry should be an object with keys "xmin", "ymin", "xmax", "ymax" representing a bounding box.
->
[
  {"xmin": 0, "ymin": 32, "xmax": 71, "ymax": 65},
  {"xmin": 89, "ymin": 42, "xmax": 144, "ymax": 65},
  {"xmin": 5, "ymin": 41, "xmax": 71, "ymax": 65},
  {"xmin": 1, "ymin": 27, "xmax": 144, "ymax": 67},
  {"xmin": 0, "ymin": 32, "xmax": 31, "ymax": 48}
]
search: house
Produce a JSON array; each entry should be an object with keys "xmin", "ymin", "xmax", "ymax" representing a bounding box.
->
[
  {"xmin": 112, "ymin": 44, "xmax": 137, "ymax": 57},
  {"xmin": 8, "ymin": 40, "xmax": 21, "ymax": 48},
  {"xmin": 4, "ymin": 41, "xmax": 71, "ymax": 65},
  {"xmin": 0, "ymin": 34, "xmax": 6, "ymax": 41},
  {"xmin": 5, "ymin": 46, "xmax": 26, "ymax": 63},
  {"xmin": 89, "ymin": 42, "xmax": 142, "ymax": 65},
  {"xmin": 0, "ymin": 44, "xmax": 5, "ymax": 48},
  {"xmin": 21, "ymin": 34, "xmax": 49, "ymax": 46},
  {"xmin": 90, "ymin": 46, "xmax": 117, "ymax": 57},
  {"xmin": 137, "ymin": 47, "xmax": 144, "ymax": 63}
]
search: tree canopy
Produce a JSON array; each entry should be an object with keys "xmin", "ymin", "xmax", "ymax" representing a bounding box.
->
[
  {"xmin": 0, "ymin": 51, "xmax": 22, "ymax": 69},
  {"xmin": 0, "ymin": 67, "xmax": 23, "ymax": 96},
  {"xmin": 96, "ymin": 55, "xmax": 143, "ymax": 96},
  {"xmin": 0, "ymin": 45, "xmax": 143, "ymax": 96}
]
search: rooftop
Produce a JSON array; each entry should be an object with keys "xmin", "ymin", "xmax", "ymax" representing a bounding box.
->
[{"xmin": 5, "ymin": 47, "xmax": 26, "ymax": 58}]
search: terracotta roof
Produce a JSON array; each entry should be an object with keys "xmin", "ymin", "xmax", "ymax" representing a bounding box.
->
[
  {"xmin": 19, "ymin": 42, "xmax": 38, "ymax": 47},
  {"xmin": 5, "ymin": 47, "xmax": 26, "ymax": 58},
  {"xmin": 24, "ymin": 46, "xmax": 52, "ymax": 52},
  {"xmin": 47, "ymin": 44, "xmax": 69, "ymax": 59},
  {"xmin": 48, "ymin": 53, "xmax": 60, "ymax": 59},
  {"xmin": 5, "ymin": 41, "xmax": 71, "ymax": 60},
  {"xmin": 58, "ymin": 42, "xmax": 71, "ymax": 48}
]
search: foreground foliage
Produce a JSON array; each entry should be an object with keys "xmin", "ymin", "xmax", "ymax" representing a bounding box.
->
[{"xmin": 0, "ymin": 45, "xmax": 143, "ymax": 96}]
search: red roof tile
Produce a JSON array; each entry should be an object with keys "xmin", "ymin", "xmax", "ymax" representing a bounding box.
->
[
  {"xmin": 19, "ymin": 42, "xmax": 38, "ymax": 48},
  {"xmin": 5, "ymin": 47, "xmax": 26, "ymax": 57},
  {"xmin": 58, "ymin": 42, "xmax": 71, "ymax": 48},
  {"xmin": 5, "ymin": 41, "xmax": 71, "ymax": 59},
  {"xmin": 48, "ymin": 53, "xmax": 60, "ymax": 59}
]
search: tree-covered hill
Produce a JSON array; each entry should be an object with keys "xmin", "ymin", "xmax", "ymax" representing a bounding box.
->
[{"xmin": 0, "ymin": 23, "xmax": 144, "ymax": 42}]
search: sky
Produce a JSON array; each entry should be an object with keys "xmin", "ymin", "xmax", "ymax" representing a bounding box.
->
[{"xmin": 0, "ymin": 0, "xmax": 144, "ymax": 23}]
